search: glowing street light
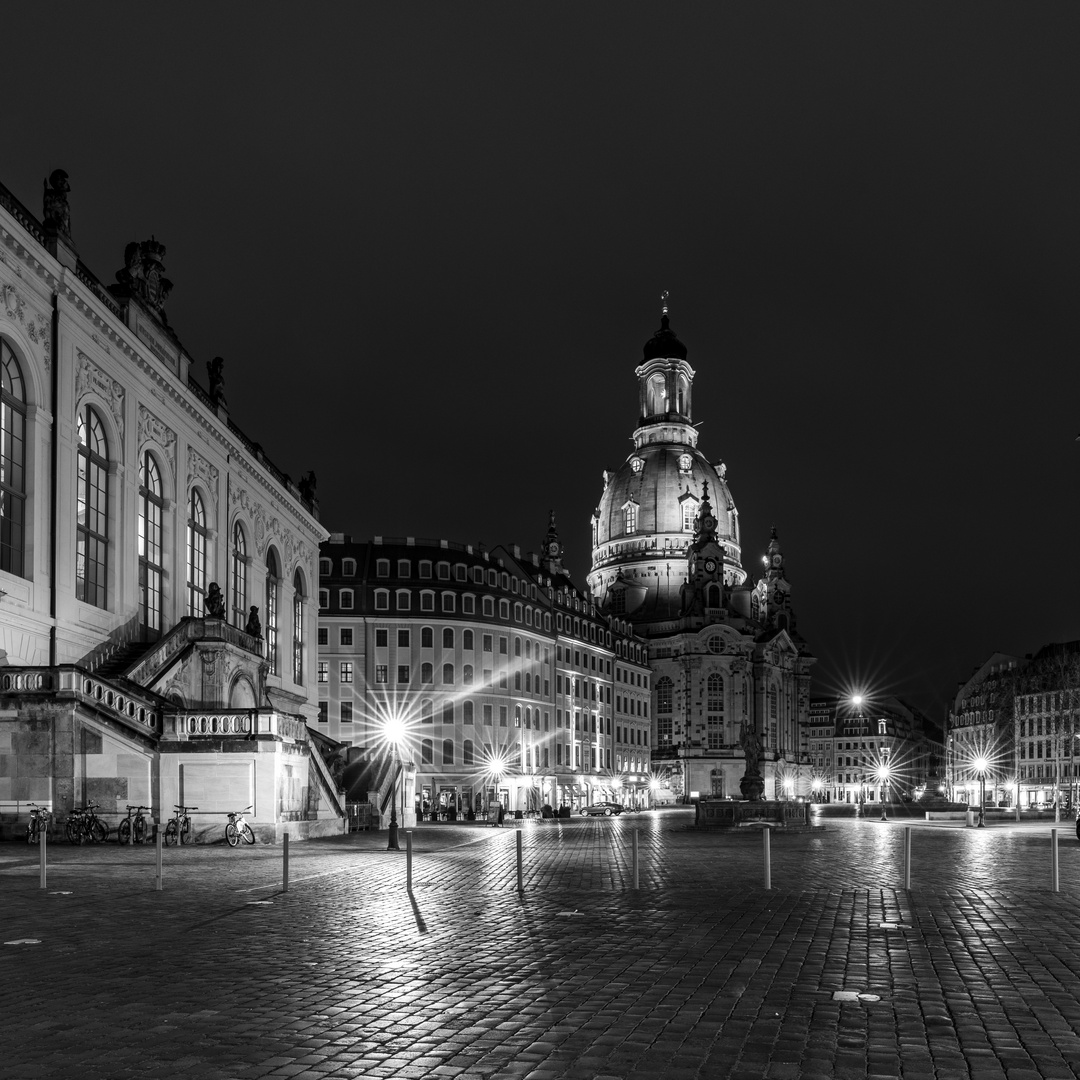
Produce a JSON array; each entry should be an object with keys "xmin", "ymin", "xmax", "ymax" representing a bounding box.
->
[
  {"xmin": 875, "ymin": 762, "xmax": 892, "ymax": 821},
  {"xmin": 648, "ymin": 776, "xmax": 660, "ymax": 811},
  {"xmin": 973, "ymin": 755, "xmax": 989, "ymax": 828},
  {"xmin": 384, "ymin": 714, "xmax": 406, "ymax": 851}
]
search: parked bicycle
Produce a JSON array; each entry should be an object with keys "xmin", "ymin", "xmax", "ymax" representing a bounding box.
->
[
  {"xmin": 26, "ymin": 803, "xmax": 52, "ymax": 844},
  {"xmin": 225, "ymin": 806, "xmax": 255, "ymax": 847},
  {"xmin": 164, "ymin": 804, "xmax": 197, "ymax": 846},
  {"xmin": 117, "ymin": 804, "xmax": 150, "ymax": 845},
  {"xmin": 66, "ymin": 802, "xmax": 108, "ymax": 844}
]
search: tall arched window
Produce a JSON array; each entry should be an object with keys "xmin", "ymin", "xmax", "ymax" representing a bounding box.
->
[
  {"xmin": 265, "ymin": 549, "xmax": 280, "ymax": 675},
  {"xmin": 231, "ymin": 522, "xmax": 247, "ymax": 629},
  {"xmin": 443, "ymin": 627, "xmax": 454, "ymax": 648},
  {"xmin": 706, "ymin": 673, "xmax": 724, "ymax": 749},
  {"xmin": 76, "ymin": 405, "xmax": 109, "ymax": 608},
  {"xmin": 138, "ymin": 452, "xmax": 163, "ymax": 638},
  {"xmin": 656, "ymin": 676, "xmax": 673, "ymax": 714},
  {"xmin": 186, "ymin": 489, "xmax": 208, "ymax": 616},
  {"xmin": 463, "ymin": 738, "xmax": 474, "ymax": 765},
  {"xmin": 624, "ymin": 501, "xmax": 637, "ymax": 535},
  {"xmin": 292, "ymin": 569, "xmax": 305, "ymax": 684},
  {"xmin": 442, "ymin": 663, "xmax": 454, "ymax": 685},
  {"xmin": 0, "ymin": 341, "xmax": 27, "ymax": 577}
]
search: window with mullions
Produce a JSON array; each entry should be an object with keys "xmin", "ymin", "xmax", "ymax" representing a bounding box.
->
[
  {"xmin": 76, "ymin": 405, "xmax": 109, "ymax": 607},
  {"xmin": 186, "ymin": 489, "xmax": 208, "ymax": 616},
  {"xmin": 1, "ymin": 342, "xmax": 27, "ymax": 577},
  {"xmin": 138, "ymin": 452, "xmax": 163, "ymax": 638},
  {"xmin": 292, "ymin": 570, "xmax": 305, "ymax": 684},
  {"xmin": 265, "ymin": 550, "xmax": 280, "ymax": 675},
  {"xmin": 232, "ymin": 522, "xmax": 248, "ymax": 630}
]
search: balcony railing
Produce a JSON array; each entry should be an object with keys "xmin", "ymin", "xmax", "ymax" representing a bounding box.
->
[{"xmin": 169, "ymin": 709, "xmax": 308, "ymax": 743}]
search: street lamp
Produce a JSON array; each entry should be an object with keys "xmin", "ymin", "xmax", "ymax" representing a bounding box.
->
[
  {"xmin": 384, "ymin": 715, "xmax": 406, "ymax": 851},
  {"xmin": 973, "ymin": 755, "xmax": 989, "ymax": 828},
  {"xmin": 875, "ymin": 763, "xmax": 892, "ymax": 821}
]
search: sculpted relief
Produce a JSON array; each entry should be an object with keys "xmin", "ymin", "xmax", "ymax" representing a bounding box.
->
[
  {"xmin": 137, "ymin": 404, "xmax": 177, "ymax": 479},
  {"xmin": 75, "ymin": 351, "xmax": 125, "ymax": 440}
]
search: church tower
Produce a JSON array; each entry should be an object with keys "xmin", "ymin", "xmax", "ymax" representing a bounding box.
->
[{"xmin": 588, "ymin": 300, "xmax": 815, "ymax": 803}]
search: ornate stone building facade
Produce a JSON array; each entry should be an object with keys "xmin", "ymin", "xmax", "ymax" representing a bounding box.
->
[
  {"xmin": 0, "ymin": 169, "xmax": 340, "ymax": 840},
  {"xmin": 587, "ymin": 305, "xmax": 815, "ymax": 800}
]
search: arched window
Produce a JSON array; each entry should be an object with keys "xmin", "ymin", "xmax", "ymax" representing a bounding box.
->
[
  {"xmin": 656, "ymin": 676, "xmax": 673, "ymax": 713},
  {"xmin": 443, "ymin": 701, "xmax": 454, "ymax": 725},
  {"xmin": 421, "ymin": 662, "xmax": 433, "ymax": 684},
  {"xmin": 443, "ymin": 627, "xmax": 454, "ymax": 649},
  {"xmin": 186, "ymin": 489, "xmax": 208, "ymax": 616},
  {"xmin": 0, "ymin": 342, "xmax": 27, "ymax": 577},
  {"xmin": 76, "ymin": 405, "xmax": 109, "ymax": 608},
  {"xmin": 682, "ymin": 500, "xmax": 696, "ymax": 532},
  {"xmin": 624, "ymin": 501, "xmax": 637, "ymax": 535},
  {"xmin": 443, "ymin": 739, "xmax": 454, "ymax": 765},
  {"xmin": 292, "ymin": 569, "xmax": 305, "ymax": 684},
  {"xmin": 442, "ymin": 663, "xmax": 454, "ymax": 685},
  {"xmin": 463, "ymin": 629, "xmax": 473, "ymax": 650},
  {"xmin": 231, "ymin": 522, "xmax": 247, "ymax": 630},
  {"xmin": 138, "ymin": 452, "xmax": 163, "ymax": 638},
  {"xmin": 463, "ymin": 664, "xmax": 474, "ymax": 685},
  {"xmin": 514, "ymin": 637, "xmax": 522, "ymax": 657},
  {"xmin": 463, "ymin": 700, "xmax": 474, "ymax": 724},
  {"xmin": 422, "ymin": 739, "xmax": 433, "ymax": 764},
  {"xmin": 265, "ymin": 549, "xmax": 280, "ymax": 675},
  {"xmin": 421, "ymin": 626, "xmax": 433, "ymax": 648},
  {"xmin": 421, "ymin": 700, "xmax": 433, "ymax": 723},
  {"xmin": 463, "ymin": 738, "xmax": 474, "ymax": 765},
  {"xmin": 647, "ymin": 372, "xmax": 666, "ymax": 414}
]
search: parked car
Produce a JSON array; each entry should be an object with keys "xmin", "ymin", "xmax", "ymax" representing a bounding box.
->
[{"xmin": 581, "ymin": 802, "xmax": 624, "ymax": 816}]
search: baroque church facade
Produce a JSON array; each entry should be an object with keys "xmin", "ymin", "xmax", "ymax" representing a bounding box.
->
[
  {"xmin": 0, "ymin": 169, "xmax": 342, "ymax": 839},
  {"xmin": 587, "ymin": 305, "xmax": 815, "ymax": 800}
]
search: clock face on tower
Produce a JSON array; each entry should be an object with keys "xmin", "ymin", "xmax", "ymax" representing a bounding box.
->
[
  {"xmin": 771, "ymin": 554, "xmax": 782, "ymax": 567},
  {"xmin": 704, "ymin": 557, "xmax": 718, "ymax": 574},
  {"xmin": 547, "ymin": 542, "xmax": 560, "ymax": 556},
  {"xmin": 703, "ymin": 515, "xmax": 716, "ymax": 531}
]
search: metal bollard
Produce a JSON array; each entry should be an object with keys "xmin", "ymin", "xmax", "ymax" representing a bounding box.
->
[
  {"xmin": 39, "ymin": 827, "xmax": 47, "ymax": 890},
  {"xmin": 904, "ymin": 826, "xmax": 912, "ymax": 890},
  {"xmin": 283, "ymin": 832, "xmax": 289, "ymax": 894},
  {"xmin": 406, "ymin": 830, "xmax": 413, "ymax": 893},
  {"xmin": 155, "ymin": 830, "xmax": 163, "ymax": 891},
  {"xmin": 632, "ymin": 829, "xmax": 639, "ymax": 889},
  {"xmin": 1052, "ymin": 828, "xmax": 1060, "ymax": 893},
  {"xmin": 516, "ymin": 830, "xmax": 523, "ymax": 892},
  {"xmin": 763, "ymin": 825, "xmax": 772, "ymax": 890}
]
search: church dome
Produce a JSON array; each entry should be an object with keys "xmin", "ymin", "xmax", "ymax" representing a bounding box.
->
[
  {"xmin": 594, "ymin": 443, "xmax": 737, "ymax": 550},
  {"xmin": 642, "ymin": 313, "xmax": 687, "ymax": 362}
]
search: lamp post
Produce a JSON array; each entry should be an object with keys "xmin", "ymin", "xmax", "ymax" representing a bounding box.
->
[
  {"xmin": 974, "ymin": 755, "xmax": 988, "ymax": 828},
  {"xmin": 876, "ymin": 763, "xmax": 891, "ymax": 821}
]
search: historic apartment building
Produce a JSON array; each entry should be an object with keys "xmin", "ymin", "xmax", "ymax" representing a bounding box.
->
[
  {"xmin": 318, "ymin": 526, "xmax": 651, "ymax": 816},
  {"xmin": 0, "ymin": 169, "xmax": 340, "ymax": 840},
  {"xmin": 586, "ymin": 304, "xmax": 816, "ymax": 800},
  {"xmin": 804, "ymin": 696, "xmax": 943, "ymax": 805}
]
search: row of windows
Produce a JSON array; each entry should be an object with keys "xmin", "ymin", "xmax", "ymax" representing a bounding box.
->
[
  {"xmin": 1019, "ymin": 716, "xmax": 1078, "ymax": 737},
  {"xmin": 2, "ymin": 340, "xmax": 307, "ymax": 679}
]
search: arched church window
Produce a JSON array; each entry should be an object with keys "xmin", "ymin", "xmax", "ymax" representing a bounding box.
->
[
  {"xmin": 231, "ymin": 522, "xmax": 248, "ymax": 630},
  {"xmin": 647, "ymin": 373, "xmax": 666, "ymax": 415},
  {"xmin": 625, "ymin": 502, "xmax": 637, "ymax": 535},
  {"xmin": 292, "ymin": 569, "xmax": 305, "ymax": 684},
  {"xmin": 138, "ymin": 451, "xmax": 163, "ymax": 638},
  {"xmin": 682, "ymin": 501, "xmax": 696, "ymax": 531},
  {"xmin": 186, "ymin": 489, "xmax": 208, "ymax": 616},
  {"xmin": 0, "ymin": 341, "xmax": 27, "ymax": 577},
  {"xmin": 656, "ymin": 677, "xmax": 673, "ymax": 714},
  {"xmin": 76, "ymin": 405, "xmax": 109, "ymax": 608}
]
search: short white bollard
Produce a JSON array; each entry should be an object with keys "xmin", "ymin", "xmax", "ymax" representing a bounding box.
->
[
  {"xmin": 155, "ymin": 830, "xmax": 163, "ymax": 891},
  {"xmin": 39, "ymin": 827, "xmax": 47, "ymax": 890},
  {"xmin": 966, "ymin": 809, "xmax": 975, "ymax": 828},
  {"xmin": 1052, "ymin": 828, "xmax": 1060, "ymax": 893},
  {"xmin": 406, "ymin": 831, "xmax": 413, "ymax": 893},
  {"xmin": 516, "ymin": 830, "xmax": 523, "ymax": 893},
  {"xmin": 282, "ymin": 832, "xmax": 289, "ymax": 894},
  {"xmin": 763, "ymin": 826, "xmax": 772, "ymax": 890},
  {"xmin": 903, "ymin": 826, "xmax": 912, "ymax": 890},
  {"xmin": 632, "ymin": 829, "xmax": 639, "ymax": 889}
]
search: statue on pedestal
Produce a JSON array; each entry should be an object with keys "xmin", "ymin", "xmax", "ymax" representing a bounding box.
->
[
  {"xmin": 205, "ymin": 582, "xmax": 226, "ymax": 619},
  {"xmin": 739, "ymin": 722, "xmax": 765, "ymax": 802}
]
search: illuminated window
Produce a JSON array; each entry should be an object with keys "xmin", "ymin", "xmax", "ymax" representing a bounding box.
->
[
  {"xmin": 186, "ymin": 489, "xmax": 208, "ymax": 616},
  {"xmin": 76, "ymin": 405, "xmax": 109, "ymax": 607},
  {"xmin": 340, "ymin": 662, "xmax": 353, "ymax": 683},
  {"xmin": 0, "ymin": 342, "xmax": 26, "ymax": 577},
  {"xmin": 292, "ymin": 570, "xmax": 305, "ymax": 683},
  {"xmin": 138, "ymin": 452, "xmax": 163, "ymax": 636},
  {"xmin": 265, "ymin": 550, "xmax": 280, "ymax": 675},
  {"xmin": 624, "ymin": 502, "xmax": 637, "ymax": 534},
  {"xmin": 232, "ymin": 522, "xmax": 248, "ymax": 629}
]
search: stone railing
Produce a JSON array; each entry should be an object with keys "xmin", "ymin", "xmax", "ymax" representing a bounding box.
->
[
  {"xmin": 0, "ymin": 669, "xmax": 56, "ymax": 693},
  {"xmin": 169, "ymin": 709, "xmax": 309, "ymax": 743},
  {"xmin": 127, "ymin": 616, "xmax": 263, "ymax": 686}
]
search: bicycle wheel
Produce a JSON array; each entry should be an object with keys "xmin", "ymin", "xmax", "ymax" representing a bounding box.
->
[
  {"xmin": 90, "ymin": 817, "xmax": 108, "ymax": 843},
  {"xmin": 66, "ymin": 818, "xmax": 83, "ymax": 844},
  {"xmin": 117, "ymin": 818, "xmax": 131, "ymax": 844},
  {"xmin": 225, "ymin": 822, "xmax": 239, "ymax": 847},
  {"xmin": 164, "ymin": 819, "xmax": 179, "ymax": 846},
  {"xmin": 180, "ymin": 819, "xmax": 191, "ymax": 845},
  {"xmin": 241, "ymin": 823, "xmax": 255, "ymax": 845},
  {"xmin": 133, "ymin": 816, "xmax": 146, "ymax": 844}
]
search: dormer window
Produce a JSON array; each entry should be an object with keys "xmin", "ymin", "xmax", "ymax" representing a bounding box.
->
[
  {"xmin": 630, "ymin": 456, "xmax": 644, "ymax": 473},
  {"xmin": 623, "ymin": 500, "xmax": 638, "ymax": 535}
]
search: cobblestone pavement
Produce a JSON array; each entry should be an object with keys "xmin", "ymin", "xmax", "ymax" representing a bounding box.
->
[{"xmin": 4, "ymin": 811, "xmax": 1080, "ymax": 1079}]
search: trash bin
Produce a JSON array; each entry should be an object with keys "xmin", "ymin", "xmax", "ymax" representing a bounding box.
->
[{"xmin": 966, "ymin": 809, "xmax": 974, "ymax": 827}]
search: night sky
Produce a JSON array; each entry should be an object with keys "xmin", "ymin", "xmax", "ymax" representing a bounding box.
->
[{"xmin": 6, "ymin": 4, "xmax": 1080, "ymax": 719}]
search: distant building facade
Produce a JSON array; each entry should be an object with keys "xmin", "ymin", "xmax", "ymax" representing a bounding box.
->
[
  {"xmin": 318, "ymin": 529, "xmax": 651, "ymax": 817},
  {"xmin": 587, "ymin": 306, "xmax": 815, "ymax": 800},
  {"xmin": 0, "ymin": 170, "xmax": 340, "ymax": 839}
]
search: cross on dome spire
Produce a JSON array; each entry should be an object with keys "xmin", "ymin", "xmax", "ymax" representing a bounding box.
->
[{"xmin": 661, "ymin": 289, "xmax": 670, "ymax": 318}]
